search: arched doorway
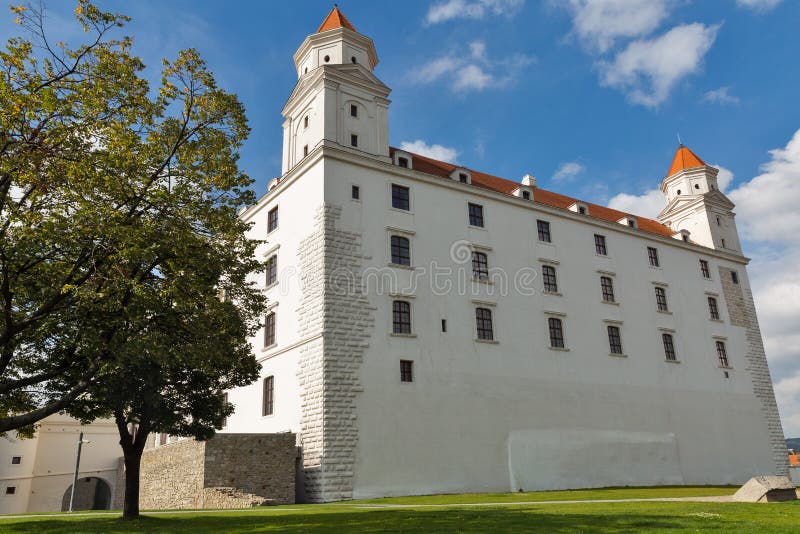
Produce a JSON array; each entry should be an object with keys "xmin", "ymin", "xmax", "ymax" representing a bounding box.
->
[{"xmin": 60, "ymin": 477, "xmax": 111, "ymax": 511}]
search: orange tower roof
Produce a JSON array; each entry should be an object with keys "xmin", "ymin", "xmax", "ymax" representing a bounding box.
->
[
  {"xmin": 317, "ymin": 6, "xmax": 356, "ymax": 33},
  {"xmin": 668, "ymin": 145, "xmax": 707, "ymax": 176}
]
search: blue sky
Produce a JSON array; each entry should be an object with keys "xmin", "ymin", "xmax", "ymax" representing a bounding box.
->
[{"xmin": 3, "ymin": 1, "xmax": 799, "ymax": 436}]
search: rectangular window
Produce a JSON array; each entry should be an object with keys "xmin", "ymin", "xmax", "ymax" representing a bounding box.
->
[
  {"xmin": 594, "ymin": 234, "xmax": 607, "ymax": 255},
  {"xmin": 708, "ymin": 296, "xmax": 720, "ymax": 320},
  {"xmin": 392, "ymin": 300, "xmax": 411, "ymax": 334},
  {"xmin": 267, "ymin": 207, "xmax": 278, "ymax": 233},
  {"xmin": 472, "ymin": 251, "xmax": 489, "ymax": 280},
  {"xmin": 655, "ymin": 286, "xmax": 669, "ymax": 312},
  {"xmin": 537, "ymin": 220, "xmax": 551, "ymax": 243},
  {"xmin": 459, "ymin": 173, "xmax": 468, "ymax": 183},
  {"xmin": 542, "ymin": 265, "xmax": 558, "ymax": 293},
  {"xmin": 390, "ymin": 235, "xmax": 411, "ymax": 266},
  {"xmin": 265, "ymin": 255, "xmax": 278, "ymax": 286},
  {"xmin": 351, "ymin": 184, "xmax": 360, "ymax": 200},
  {"xmin": 350, "ymin": 134, "xmax": 358, "ymax": 147},
  {"xmin": 607, "ymin": 325, "xmax": 623, "ymax": 354},
  {"xmin": 350, "ymin": 104, "xmax": 358, "ymax": 117},
  {"xmin": 731, "ymin": 271, "xmax": 739, "ymax": 284},
  {"xmin": 475, "ymin": 307, "xmax": 494, "ymax": 341},
  {"xmin": 700, "ymin": 259, "xmax": 710, "ymax": 278},
  {"xmin": 468, "ymin": 203, "xmax": 484, "ymax": 227},
  {"xmin": 264, "ymin": 312, "xmax": 276, "ymax": 347},
  {"xmin": 578, "ymin": 206, "xmax": 587, "ymax": 215},
  {"xmin": 662, "ymin": 333, "xmax": 676, "ymax": 361},
  {"xmin": 391, "ymin": 184, "xmax": 410, "ymax": 211},
  {"xmin": 601, "ymin": 276, "xmax": 615, "ymax": 303},
  {"xmin": 548, "ymin": 317, "xmax": 565, "ymax": 349},
  {"xmin": 441, "ymin": 319, "xmax": 447, "ymax": 332},
  {"xmin": 522, "ymin": 190, "xmax": 531, "ymax": 200},
  {"xmin": 5, "ymin": 486, "xmax": 15, "ymax": 495},
  {"xmin": 303, "ymin": 115, "xmax": 309, "ymax": 128},
  {"xmin": 262, "ymin": 376, "xmax": 274, "ymax": 416},
  {"xmin": 400, "ymin": 360, "xmax": 413, "ymax": 382},
  {"xmin": 303, "ymin": 144, "xmax": 308, "ymax": 157},
  {"xmin": 221, "ymin": 392, "xmax": 228, "ymax": 428},
  {"xmin": 398, "ymin": 156, "xmax": 409, "ymax": 168},
  {"xmin": 11, "ymin": 456, "xmax": 21, "ymax": 465},
  {"xmin": 647, "ymin": 247, "xmax": 659, "ymax": 267},
  {"xmin": 716, "ymin": 341, "xmax": 729, "ymax": 367}
]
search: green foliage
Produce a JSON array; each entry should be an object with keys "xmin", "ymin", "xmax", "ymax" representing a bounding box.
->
[{"xmin": 0, "ymin": 0, "xmax": 265, "ymax": 443}]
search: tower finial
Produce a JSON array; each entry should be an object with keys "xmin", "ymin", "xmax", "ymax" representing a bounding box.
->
[{"xmin": 677, "ymin": 132, "xmax": 683, "ymax": 147}]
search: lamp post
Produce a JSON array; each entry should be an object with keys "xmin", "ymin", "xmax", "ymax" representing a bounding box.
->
[{"xmin": 68, "ymin": 431, "xmax": 91, "ymax": 513}]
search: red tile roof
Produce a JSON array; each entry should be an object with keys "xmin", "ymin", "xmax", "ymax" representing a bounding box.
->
[
  {"xmin": 317, "ymin": 6, "xmax": 356, "ymax": 33},
  {"xmin": 668, "ymin": 145, "xmax": 707, "ymax": 176},
  {"xmin": 391, "ymin": 148, "xmax": 675, "ymax": 238}
]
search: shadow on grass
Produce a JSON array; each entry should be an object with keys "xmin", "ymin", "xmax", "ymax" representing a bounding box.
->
[{"xmin": 0, "ymin": 506, "xmax": 772, "ymax": 534}]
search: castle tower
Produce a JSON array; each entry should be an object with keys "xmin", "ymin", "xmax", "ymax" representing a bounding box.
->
[
  {"xmin": 281, "ymin": 6, "xmax": 391, "ymax": 174},
  {"xmin": 657, "ymin": 145, "xmax": 742, "ymax": 252}
]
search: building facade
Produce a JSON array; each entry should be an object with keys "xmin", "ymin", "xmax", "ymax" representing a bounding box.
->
[{"xmin": 222, "ymin": 7, "xmax": 789, "ymax": 502}]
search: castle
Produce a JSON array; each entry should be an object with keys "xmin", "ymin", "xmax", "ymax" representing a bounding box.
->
[{"xmin": 209, "ymin": 7, "xmax": 789, "ymax": 502}]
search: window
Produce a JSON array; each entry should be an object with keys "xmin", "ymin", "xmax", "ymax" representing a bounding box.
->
[
  {"xmin": 682, "ymin": 234, "xmax": 689, "ymax": 242},
  {"xmin": 303, "ymin": 144, "xmax": 308, "ymax": 157},
  {"xmin": 400, "ymin": 360, "xmax": 413, "ymax": 382},
  {"xmin": 459, "ymin": 173, "xmax": 468, "ymax": 183},
  {"xmin": 537, "ymin": 220, "xmax": 551, "ymax": 243},
  {"xmin": 607, "ymin": 325, "xmax": 623, "ymax": 355},
  {"xmin": 398, "ymin": 156, "xmax": 409, "ymax": 168},
  {"xmin": 267, "ymin": 207, "xmax": 278, "ymax": 233},
  {"xmin": 441, "ymin": 319, "xmax": 447, "ymax": 332},
  {"xmin": 716, "ymin": 216, "xmax": 721, "ymax": 226},
  {"xmin": 548, "ymin": 318, "xmax": 565, "ymax": 349},
  {"xmin": 716, "ymin": 341, "xmax": 729, "ymax": 367},
  {"xmin": 264, "ymin": 312, "xmax": 276, "ymax": 347},
  {"xmin": 594, "ymin": 234, "xmax": 607, "ymax": 255},
  {"xmin": 10, "ymin": 456, "xmax": 21, "ymax": 465},
  {"xmin": 721, "ymin": 238, "xmax": 726, "ymax": 248},
  {"xmin": 221, "ymin": 392, "xmax": 228, "ymax": 428},
  {"xmin": 392, "ymin": 300, "xmax": 411, "ymax": 334},
  {"xmin": 350, "ymin": 134, "xmax": 358, "ymax": 147},
  {"xmin": 262, "ymin": 376, "xmax": 274, "ymax": 416},
  {"xmin": 303, "ymin": 115, "xmax": 309, "ymax": 128},
  {"xmin": 472, "ymin": 251, "xmax": 489, "ymax": 280},
  {"xmin": 662, "ymin": 333, "xmax": 676, "ymax": 361},
  {"xmin": 655, "ymin": 286, "xmax": 669, "ymax": 312},
  {"xmin": 700, "ymin": 259, "xmax": 710, "ymax": 279},
  {"xmin": 522, "ymin": 190, "xmax": 531, "ymax": 200},
  {"xmin": 266, "ymin": 255, "xmax": 278, "ymax": 286},
  {"xmin": 647, "ymin": 246, "xmax": 659, "ymax": 267},
  {"xmin": 5, "ymin": 486, "xmax": 15, "ymax": 495},
  {"xmin": 731, "ymin": 271, "xmax": 739, "ymax": 284},
  {"xmin": 475, "ymin": 307, "xmax": 494, "ymax": 341},
  {"xmin": 351, "ymin": 184, "xmax": 360, "ymax": 200},
  {"xmin": 578, "ymin": 206, "xmax": 587, "ymax": 215},
  {"xmin": 391, "ymin": 184, "xmax": 410, "ymax": 210},
  {"xmin": 390, "ymin": 235, "xmax": 411, "ymax": 266},
  {"xmin": 158, "ymin": 433, "xmax": 167, "ymax": 446},
  {"xmin": 468, "ymin": 203, "xmax": 484, "ymax": 227},
  {"xmin": 708, "ymin": 297, "xmax": 720, "ymax": 320},
  {"xmin": 350, "ymin": 104, "xmax": 358, "ymax": 118},
  {"xmin": 542, "ymin": 265, "xmax": 558, "ymax": 293},
  {"xmin": 600, "ymin": 276, "xmax": 615, "ymax": 302},
  {"xmin": 324, "ymin": 55, "xmax": 330, "ymax": 63},
  {"xmin": 351, "ymin": 56, "xmax": 357, "ymax": 64}
]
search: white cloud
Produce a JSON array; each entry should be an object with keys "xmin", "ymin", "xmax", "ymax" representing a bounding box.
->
[
  {"xmin": 775, "ymin": 373, "xmax": 800, "ymax": 439},
  {"xmin": 551, "ymin": 162, "xmax": 585, "ymax": 182},
  {"xmin": 703, "ymin": 86, "xmax": 740, "ymax": 105},
  {"xmin": 713, "ymin": 164, "xmax": 734, "ymax": 192},
  {"xmin": 426, "ymin": 0, "xmax": 524, "ymax": 24},
  {"xmin": 736, "ymin": 0, "xmax": 782, "ymax": 12},
  {"xmin": 562, "ymin": 0, "xmax": 671, "ymax": 52},
  {"xmin": 399, "ymin": 140, "xmax": 460, "ymax": 162},
  {"xmin": 598, "ymin": 23, "xmax": 720, "ymax": 107},
  {"xmin": 411, "ymin": 40, "xmax": 535, "ymax": 93},
  {"xmin": 607, "ymin": 188, "xmax": 665, "ymax": 218}
]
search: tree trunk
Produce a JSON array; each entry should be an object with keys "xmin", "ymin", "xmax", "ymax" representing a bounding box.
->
[{"xmin": 122, "ymin": 447, "xmax": 142, "ymax": 519}]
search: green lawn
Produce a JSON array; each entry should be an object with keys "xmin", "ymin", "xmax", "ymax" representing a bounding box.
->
[{"xmin": 1, "ymin": 487, "xmax": 799, "ymax": 533}]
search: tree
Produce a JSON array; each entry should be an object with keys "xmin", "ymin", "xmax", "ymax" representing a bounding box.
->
[{"xmin": 1, "ymin": 2, "xmax": 266, "ymax": 518}]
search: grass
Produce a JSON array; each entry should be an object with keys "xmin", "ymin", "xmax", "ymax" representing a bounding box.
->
[{"xmin": 0, "ymin": 486, "xmax": 798, "ymax": 533}]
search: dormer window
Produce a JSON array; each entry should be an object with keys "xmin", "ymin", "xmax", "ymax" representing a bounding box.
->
[
  {"xmin": 450, "ymin": 168, "xmax": 471, "ymax": 184},
  {"xmin": 398, "ymin": 157, "xmax": 409, "ymax": 168},
  {"xmin": 579, "ymin": 206, "xmax": 587, "ymax": 215},
  {"xmin": 459, "ymin": 173, "xmax": 468, "ymax": 183},
  {"xmin": 522, "ymin": 191, "xmax": 530, "ymax": 200},
  {"xmin": 350, "ymin": 104, "xmax": 358, "ymax": 118},
  {"xmin": 569, "ymin": 201, "xmax": 589, "ymax": 215},
  {"xmin": 393, "ymin": 151, "xmax": 413, "ymax": 170},
  {"xmin": 618, "ymin": 216, "xmax": 637, "ymax": 228}
]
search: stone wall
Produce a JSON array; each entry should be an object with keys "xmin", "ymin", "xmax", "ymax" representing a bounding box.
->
[
  {"xmin": 132, "ymin": 433, "xmax": 295, "ymax": 509},
  {"xmin": 296, "ymin": 204, "xmax": 374, "ymax": 502},
  {"xmin": 719, "ymin": 266, "xmax": 789, "ymax": 476}
]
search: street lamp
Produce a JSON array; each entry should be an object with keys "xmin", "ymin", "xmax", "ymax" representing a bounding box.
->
[{"xmin": 68, "ymin": 431, "xmax": 91, "ymax": 513}]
